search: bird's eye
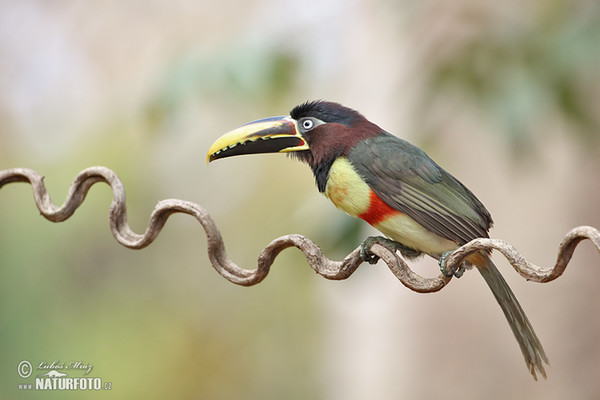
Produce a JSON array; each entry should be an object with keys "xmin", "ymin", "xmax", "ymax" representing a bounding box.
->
[{"xmin": 301, "ymin": 118, "xmax": 314, "ymax": 131}]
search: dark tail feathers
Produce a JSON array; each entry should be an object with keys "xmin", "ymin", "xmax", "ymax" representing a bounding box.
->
[{"xmin": 477, "ymin": 256, "xmax": 549, "ymax": 380}]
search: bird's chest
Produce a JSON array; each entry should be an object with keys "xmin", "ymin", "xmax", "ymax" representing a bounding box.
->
[
  {"xmin": 323, "ymin": 157, "xmax": 372, "ymax": 217},
  {"xmin": 323, "ymin": 157, "xmax": 456, "ymax": 256}
]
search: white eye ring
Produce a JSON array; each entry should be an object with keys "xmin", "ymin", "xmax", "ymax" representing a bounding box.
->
[{"xmin": 301, "ymin": 119, "xmax": 314, "ymax": 130}]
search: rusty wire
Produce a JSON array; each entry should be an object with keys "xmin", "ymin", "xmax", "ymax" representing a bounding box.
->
[{"xmin": 0, "ymin": 166, "xmax": 598, "ymax": 292}]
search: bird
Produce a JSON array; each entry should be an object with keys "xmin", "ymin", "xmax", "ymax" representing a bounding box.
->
[{"xmin": 206, "ymin": 100, "xmax": 549, "ymax": 379}]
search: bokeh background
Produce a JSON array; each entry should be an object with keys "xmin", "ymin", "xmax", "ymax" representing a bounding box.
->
[{"xmin": 1, "ymin": 0, "xmax": 599, "ymax": 399}]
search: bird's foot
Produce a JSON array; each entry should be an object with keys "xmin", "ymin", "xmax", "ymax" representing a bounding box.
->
[
  {"xmin": 360, "ymin": 236, "xmax": 421, "ymax": 264},
  {"xmin": 439, "ymin": 250, "xmax": 466, "ymax": 278}
]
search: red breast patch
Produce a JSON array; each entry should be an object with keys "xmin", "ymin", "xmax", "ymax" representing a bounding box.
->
[{"xmin": 358, "ymin": 190, "xmax": 401, "ymax": 226}]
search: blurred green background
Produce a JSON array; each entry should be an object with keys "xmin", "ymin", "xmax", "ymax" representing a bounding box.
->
[{"xmin": 1, "ymin": 0, "xmax": 599, "ymax": 399}]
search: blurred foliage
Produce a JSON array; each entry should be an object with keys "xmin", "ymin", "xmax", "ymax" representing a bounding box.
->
[
  {"xmin": 144, "ymin": 46, "xmax": 301, "ymax": 133},
  {"xmin": 418, "ymin": 1, "xmax": 600, "ymax": 157},
  {"xmin": 0, "ymin": 33, "xmax": 315, "ymax": 400}
]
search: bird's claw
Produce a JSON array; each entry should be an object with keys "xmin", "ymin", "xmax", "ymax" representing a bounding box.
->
[
  {"xmin": 360, "ymin": 236, "xmax": 382, "ymax": 264},
  {"xmin": 360, "ymin": 236, "xmax": 421, "ymax": 264},
  {"xmin": 439, "ymin": 250, "xmax": 466, "ymax": 278}
]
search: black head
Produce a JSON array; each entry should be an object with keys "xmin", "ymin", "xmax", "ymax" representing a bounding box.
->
[
  {"xmin": 286, "ymin": 100, "xmax": 378, "ymax": 164},
  {"xmin": 290, "ymin": 100, "xmax": 362, "ymax": 127}
]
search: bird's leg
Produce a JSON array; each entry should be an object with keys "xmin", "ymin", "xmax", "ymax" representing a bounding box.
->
[
  {"xmin": 360, "ymin": 236, "xmax": 421, "ymax": 264},
  {"xmin": 439, "ymin": 250, "xmax": 466, "ymax": 278}
]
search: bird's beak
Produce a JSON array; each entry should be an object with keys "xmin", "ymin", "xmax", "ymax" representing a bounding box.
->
[{"xmin": 206, "ymin": 116, "xmax": 309, "ymax": 163}]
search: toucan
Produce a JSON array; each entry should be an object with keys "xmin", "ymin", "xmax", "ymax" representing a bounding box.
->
[{"xmin": 206, "ymin": 100, "xmax": 548, "ymax": 379}]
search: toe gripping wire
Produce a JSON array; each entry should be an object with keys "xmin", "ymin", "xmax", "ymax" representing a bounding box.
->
[{"xmin": 0, "ymin": 167, "xmax": 598, "ymax": 292}]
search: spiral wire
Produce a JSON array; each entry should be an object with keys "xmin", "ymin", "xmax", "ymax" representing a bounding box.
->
[{"xmin": 1, "ymin": 167, "xmax": 598, "ymax": 292}]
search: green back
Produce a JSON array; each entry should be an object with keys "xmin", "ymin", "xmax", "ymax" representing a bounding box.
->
[{"xmin": 348, "ymin": 132, "xmax": 493, "ymax": 245}]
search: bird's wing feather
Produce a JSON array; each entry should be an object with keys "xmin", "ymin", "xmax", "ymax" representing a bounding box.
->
[{"xmin": 347, "ymin": 133, "xmax": 492, "ymax": 245}]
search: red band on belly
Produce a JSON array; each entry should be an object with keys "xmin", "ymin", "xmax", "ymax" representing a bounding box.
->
[{"xmin": 358, "ymin": 190, "xmax": 401, "ymax": 226}]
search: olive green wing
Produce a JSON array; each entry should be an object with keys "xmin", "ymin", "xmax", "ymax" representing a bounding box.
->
[{"xmin": 347, "ymin": 132, "xmax": 493, "ymax": 245}]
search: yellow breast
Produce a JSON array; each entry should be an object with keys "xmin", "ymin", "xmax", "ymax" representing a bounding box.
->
[{"xmin": 324, "ymin": 157, "xmax": 371, "ymax": 217}]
